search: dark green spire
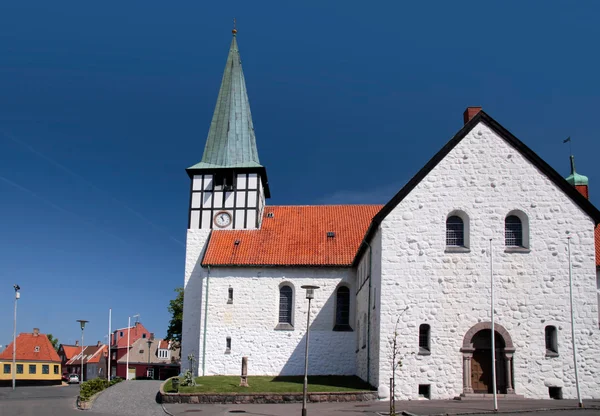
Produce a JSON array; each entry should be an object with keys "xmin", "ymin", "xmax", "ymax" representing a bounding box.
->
[{"xmin": 189, "ymin": 31, "xmax": 262, "ymax": 170}]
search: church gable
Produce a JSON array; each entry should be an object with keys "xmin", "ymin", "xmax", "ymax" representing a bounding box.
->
[{"xmin": 355, "ymin": 110, "xmax": 600, "ymax": 263}]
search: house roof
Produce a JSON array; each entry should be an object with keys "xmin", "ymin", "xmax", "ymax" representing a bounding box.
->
[
  {"xmin": 111, "ymin": 323, "xmax": 150, "ymax": 349},
  {"xmin": 0, "ymin": 333, "xmax": 60, "ymax": 363},
  {"xmin": 66, "ymin": 345, "xmax": 107, "ymax": 365},
  {"xmin": 188, "ymin": 32, "xmax": 262, "ymax": 171},
  {"xmin": 159, "ymin": 340, "xmax": 169, "ymax": 349},
  {"xmin": 202, "ymin": 205, "xmax": 383, "ymax": 266},
  {"xmin": 60, "ymin": 345, "xmax": 81, "ymax": 361},
  {"xmin": 116, "ymin": 338, "xmax": 180, "ymax": 365},
  {"xmin": 354, "ymin": 110, "xmax": 600, "ymax": 265}
]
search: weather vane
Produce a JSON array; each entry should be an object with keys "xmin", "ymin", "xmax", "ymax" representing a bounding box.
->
[
  {"xmin": 232, "ymin": 18, "xmax": 237, "ymax": 35},
  {"xmin": 563, "ymin": 136, "xmax": 572, "ymax": 156}
]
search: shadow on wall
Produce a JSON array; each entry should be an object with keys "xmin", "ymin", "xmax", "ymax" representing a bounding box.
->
[{"xmin": 279, "ymin": 290, "xmax": 357, "ymax": 377}]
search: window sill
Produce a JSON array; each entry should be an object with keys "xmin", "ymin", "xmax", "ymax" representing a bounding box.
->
[
  {"xmin": 418, "ymin": 349, "xmax": 431, "ymax": 356},
  {"xmin": 545, "ymin": 351, "xmax": 559, "ymax": 358},
  {"xmin": 275, "ymin": 323, "xmax": 294, "ymax": 331},
  {"xmin": 333, "ymin": 324, "xmax": 353, "ymax": 332},
  {"xmin": 225, "ymin": 349, "xmax": 231, "ymax": 355},
  {"xmin": 445, "ymin": 247, "xmax": 470, "ymax": 253},
  {"xmin": 227, "ymin": 300, "xmax": 233, "ymax": 304},
  {"xmin": 505, "ymin": 247, "xmax": 530, "ymax": 253}
]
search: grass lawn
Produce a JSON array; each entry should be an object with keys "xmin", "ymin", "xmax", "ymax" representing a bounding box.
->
[{"xmin": 164, "ymin": 375, "xmax": 374, "ymax": 394}]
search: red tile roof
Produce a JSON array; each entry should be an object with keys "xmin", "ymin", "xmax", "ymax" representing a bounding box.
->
[
  {"xmin": 0, "ymin": 333, "xmax": 60, "ymax": 362},
  {"xmin": 111, "ymin": 323, "xmax": 151, "ymax": 349},
  {"xmin": 595, "ymin": 225, "xmax": 600, "ymax": 266},
  {"xmin": 203, "ymin": 205, "xmax": 383, "ymax": 266},
  {"xmin": 159, "ymin": 340, "xmax": 169, "ymax": 349},
  {"xmin": 61, "ymin": 345, "xmax": 81, "ymax": 361},
  {"xmin": 66, "ymin": 345, "xmax": 107, "ymax": 365}
]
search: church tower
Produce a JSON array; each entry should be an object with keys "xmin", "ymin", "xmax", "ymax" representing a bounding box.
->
[{"xmin": 186, "ymin": 28, "xmax": 270, "ymax": 230}]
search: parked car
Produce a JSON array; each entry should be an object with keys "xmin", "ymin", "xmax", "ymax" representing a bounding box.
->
[
  {"xmin": 61, "ymin": 373, "xmax": 69, "ymax": 382},
  {"xmin": 68, "ymin": 374, "xmax": 80, "ymax": 384}
]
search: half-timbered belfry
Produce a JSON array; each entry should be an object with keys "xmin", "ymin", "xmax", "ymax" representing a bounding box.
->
[
  {"xmin": 186, "ymin": 27, "xmax": 269, "ymax": 231},
  {"xmin": 181, "ymin": 29, "xmax": 600, "ymax": 401}
]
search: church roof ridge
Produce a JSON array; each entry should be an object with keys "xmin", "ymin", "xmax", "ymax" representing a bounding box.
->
[{"xmin": 188, "ymin": 31, "xmax": 263, "ymax": 171}]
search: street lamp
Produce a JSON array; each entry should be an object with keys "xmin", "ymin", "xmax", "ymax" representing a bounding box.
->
[
  {"xmin": 146, "ymin": 339, "xmax": 153, "ymax": 379},
  {"xmin": 76, "ymin": 320, "xmax": 88, "ymax": 385},
  {"xmin": 12, "ymin": 284, "xmax": 20, "ymax": 391},
  {"xmin": 300, "ymin": 285, "xmax": 319, "ymax": 416}
]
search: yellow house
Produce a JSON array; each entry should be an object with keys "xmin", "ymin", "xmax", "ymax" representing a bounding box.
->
[{"xmin": 0, "ymin": 328, "xmax": 61, "ymax": 386}]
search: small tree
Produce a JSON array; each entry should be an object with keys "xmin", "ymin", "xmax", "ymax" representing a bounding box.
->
[
  {"xmin": 166, "ymin": 287, "xmax": 184, "ymax": 345},
  {"xmin": 47, "ymin": 334, "xmax": 59, "ymax": 351},
  {"xmin": 389, "ymin": 306, "xmax": 409, "ymax": 416}
]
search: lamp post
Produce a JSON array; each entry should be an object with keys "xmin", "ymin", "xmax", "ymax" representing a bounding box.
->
[
  {"xmin": 147, "ymin": 339, "xmax": 153, "ymax": 379},
  {"xmin": 12, "ymin": 284, "xmax": 20, "ymax": 391},
  {"xmin": 76, "ymin": 320, "xmax": 88, "ymax": 385},
  {"xmin": 300, "ymin": 285, "xmax": 319, "ymax": 416}
]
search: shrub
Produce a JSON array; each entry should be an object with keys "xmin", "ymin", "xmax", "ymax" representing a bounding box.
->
[
  {"xmin": 79, "ymin": 377, "xmax": 124, "ymax": 402},
  {"xmin": 180, "ymin": 370, "xmax": 196, "ymax": 387}
]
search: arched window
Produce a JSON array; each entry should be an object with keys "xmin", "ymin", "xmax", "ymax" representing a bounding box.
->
[
  {"xmin": 333, "ymin": 286, "xmax": 351, "ymax": 331},
  {"xmin": 278, "ymin": 285, "xmax": 293, "ymax": 327},
  {"xmin": 419, "ymin": 324, "xmax": 431, "ymax": 354},
  {"xmin": 505, "ymin": 215, "xmax": 523, "ymax": 247},
  {"xmin": 446, "ymin": 216, "xmax": 464, "ymax": 247},
  {"xmin": 545, "ymin": 326, "xmax": 558, "ymax": 356}
]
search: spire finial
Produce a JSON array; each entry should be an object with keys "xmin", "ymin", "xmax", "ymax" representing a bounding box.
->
[{"xmin": 232, "ymin": 18, "xmax": 237, "ymax": 35}]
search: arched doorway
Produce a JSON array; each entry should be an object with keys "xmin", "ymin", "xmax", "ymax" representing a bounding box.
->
[{"xmin": 461, "ymin": 322, "xmax": 515, "ymax": 396}]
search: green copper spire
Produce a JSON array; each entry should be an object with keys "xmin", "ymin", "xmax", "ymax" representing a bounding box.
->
[
  {"xmin": 565, "ymin": 155, "xmax": 588, "ymax": 186},
  {"xmin": 189, "ymin": 30, "xmax": 262, "ymax": 170}
]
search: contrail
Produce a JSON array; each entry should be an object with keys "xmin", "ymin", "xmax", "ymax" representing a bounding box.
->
[
  {"xmin": 0, "ymin": 175, "xmax": 129, "ymax": 245},
  {"xmin": 2, "ymin": 130, "xmax": 185, "ymax": 247}
]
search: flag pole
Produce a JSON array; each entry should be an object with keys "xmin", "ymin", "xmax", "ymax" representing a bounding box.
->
[
  {"xmin": 126, "ymin": 316, "xmax": 131, "ymax": 380},
  {"xmin": 567, "ymin": 236, "xmax": 583, "ymax": 407},
  {"xmin": 490, "ymin": 239, "xmax": 498, "ymax": 412},
  {"xmin": 107, "ymin": 308, "xmax": 111, "ymax": 382}
]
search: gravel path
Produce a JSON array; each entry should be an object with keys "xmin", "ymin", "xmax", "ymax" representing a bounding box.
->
[{"xmin": 91, "ymin": 380, "xmax": 165, "ymax": 416}]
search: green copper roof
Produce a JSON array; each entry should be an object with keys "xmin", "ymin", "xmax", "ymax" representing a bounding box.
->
[
  {"xmin": 565, "ymin": 155, "xmax": 588, "ymax": 186},
  {"xmin": 189, "ymin": 34, "xmax": 262, "ymax": 170}
]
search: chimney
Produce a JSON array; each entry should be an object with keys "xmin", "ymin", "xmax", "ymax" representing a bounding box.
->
[
  {"xmin": 463, "ymin": 106, "xmax": 482, "ymax": 124},
  {"xmin": 150, "ymin": 333, "xmax": 155, "ymax": 341},
  {"xmin": 97, "ymin": 341, "xmax": 102, "ymax": 347},
  {"xmin": 565, "ymin": 155, "xmax": 589, "ymax": 199},
  {"xmin": 33, "ymin": 328, "xmax": 39, "ymax": 336},
  {"xmin": 75, "ymin": 340, "xmax": 79, "ymax": 346}
]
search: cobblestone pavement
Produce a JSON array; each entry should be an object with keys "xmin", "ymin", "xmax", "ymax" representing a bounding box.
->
[
  {"xmin": 164, "ymin": 399, "xmax": 600, "ymax": 416},
  {"xmin": 91, "ymin": 380, "xmax": 164, "ymax": 416}
]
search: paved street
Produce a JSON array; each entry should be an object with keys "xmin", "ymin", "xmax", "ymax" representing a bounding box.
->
[
  {"xmin": 0, "ymin": 384, "xmax": 105, "ymax": 416},
  {"xmin": 91, "ymin": 380, "xmax": 164, "ymax": 415},
  {"xmin": 164, "ymin": 399, "xmax": 600, "ymax": 416}
]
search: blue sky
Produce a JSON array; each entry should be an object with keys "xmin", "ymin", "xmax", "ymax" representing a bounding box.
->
[{"xmin": 1, "ymin": 1, "xmax": 599, "ymax": 347}]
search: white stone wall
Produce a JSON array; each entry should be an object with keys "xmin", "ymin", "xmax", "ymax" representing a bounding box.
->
[
  {"xmin": 181, "ymin": 229, "xmax": 211, "ymax": 375},
  {"xmin": 198, "ymin": 267, "xmax": 357, "ymax": 376},
  {"xmin": 376, "ymin": 121, "xmax": 600, "ymax": 400}
]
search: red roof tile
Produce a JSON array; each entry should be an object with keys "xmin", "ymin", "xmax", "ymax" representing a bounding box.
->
[
  {"xmin": 595, "ymin": 225, "xmax": 600, "ymax": 266},
  {"xmin": 0, "ymin": 333, "xmax": 60, "ymax": 362},
  {"xmin": 61, "ymin": 345, "xmax": 81, "ymax": 360},
  {"xmin": 203, "ymin": 205, "xmax": 383, "ymax": 266},
  {"xmin": 159, "ymin": 340, "xmax": 169, "ymax": 349}
]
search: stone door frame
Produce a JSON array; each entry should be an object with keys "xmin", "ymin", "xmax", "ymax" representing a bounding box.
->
[{"xmin": 460, "ymin": 322, "xmax": 515, "ymax": 395}]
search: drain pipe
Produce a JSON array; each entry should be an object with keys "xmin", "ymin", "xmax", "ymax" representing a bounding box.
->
[
  {"xmin": 364, "ymin": 241, "xmax": 373, "ymax": 385},
  {"xmin": 201, "ymin": 265, "xmax": 211, "ymax": 377}
]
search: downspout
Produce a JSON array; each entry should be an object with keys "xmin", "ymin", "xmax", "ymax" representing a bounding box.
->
[
  {"xmin": 364, "ymin": 241, "xmax": 373, "ymax": 385},
  {"xmin": 201, "ymin": 265, "xmax": 211, "ymax": 376}
]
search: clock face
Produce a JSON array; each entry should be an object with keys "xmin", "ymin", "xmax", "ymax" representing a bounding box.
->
[{"xmin": 214, "ymin": 211, "xmax": 232, "ymax": 228}]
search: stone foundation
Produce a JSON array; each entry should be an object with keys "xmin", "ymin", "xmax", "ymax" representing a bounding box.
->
[{"xmin": 160, "ymin": 390, "xmax": 378, "ymax": 404}]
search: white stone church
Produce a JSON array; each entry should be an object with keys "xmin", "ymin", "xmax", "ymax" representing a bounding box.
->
[{"xmin": 181, "ymin": 30, "xmax": 600, "ymax": 400}]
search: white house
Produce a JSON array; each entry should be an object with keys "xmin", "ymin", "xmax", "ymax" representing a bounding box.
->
[{"xmin": 181, "ymin": 30, "xmax": 600, "ymax": 400}]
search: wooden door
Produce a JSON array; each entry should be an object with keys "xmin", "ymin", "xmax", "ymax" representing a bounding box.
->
[{"xmin": 471, "ymin": 350, "xmax": 491, "ymax": 393}]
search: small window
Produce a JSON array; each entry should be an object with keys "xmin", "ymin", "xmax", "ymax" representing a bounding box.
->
[
  {"xmin": 333, "ymin": 286, "xmax": 351, "ymax": 331},
  {"xmin": 446, "ymin": 216, "xmax": 464, "ymax": 246},
  {"xmin": 278, "ymin": 285, "xmax": 293, "ymax": 326},
  {"xmin": 226, "ymin": 337, "xmax": 231, "ymax": 354},
  {"xmin": 142, "ymin": 333, "xmax": 146, "ymax": 339},
  {"xmin": 505, "ymin": 215, "xmax": 523, "ymax": 247},
  {"xmin": 120, "ymin": 331, "xmax": 124, "ymax": 337},
  {"xmin": 419, "ymin": 324, "xmax": 431, "ymax": 354},
  {"xmin": 418, "ymin": 384, "xmax": 431, "ymax": 399},
  {"xmin": 17, "ymin": 364, "xmax": 23, "ymax": 374},
  {"xmin": 29, "ymin": 364, "xmax": 36, "ymax": 374},
  {"xmin": 54, "ymin": 365, "xmax": 59, "ymax": 375},
  {"xmin": 34, "ymin": 346, "xmax": 40, "ymax": 352},
  {"xmin": 545, "ymin": 325, "xmax": 558, "ymax": 356},
  {"xmin": 549, "ymin": 387, "xmax": 562, "ymax": 399},
  {"xmin": 3, "ymin": 364, "xmax": 9, "ymax": 374},
  {"xmin": 42, "ymin": 365, "xmax": 49, "ymax": 374},
  {"xmin": 139, "ymin": 349, "xmax": 144, "ymax": 354},
  {"xmin": 228, "ymin": 287, "xmax": 234, "ymax": 304}
]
